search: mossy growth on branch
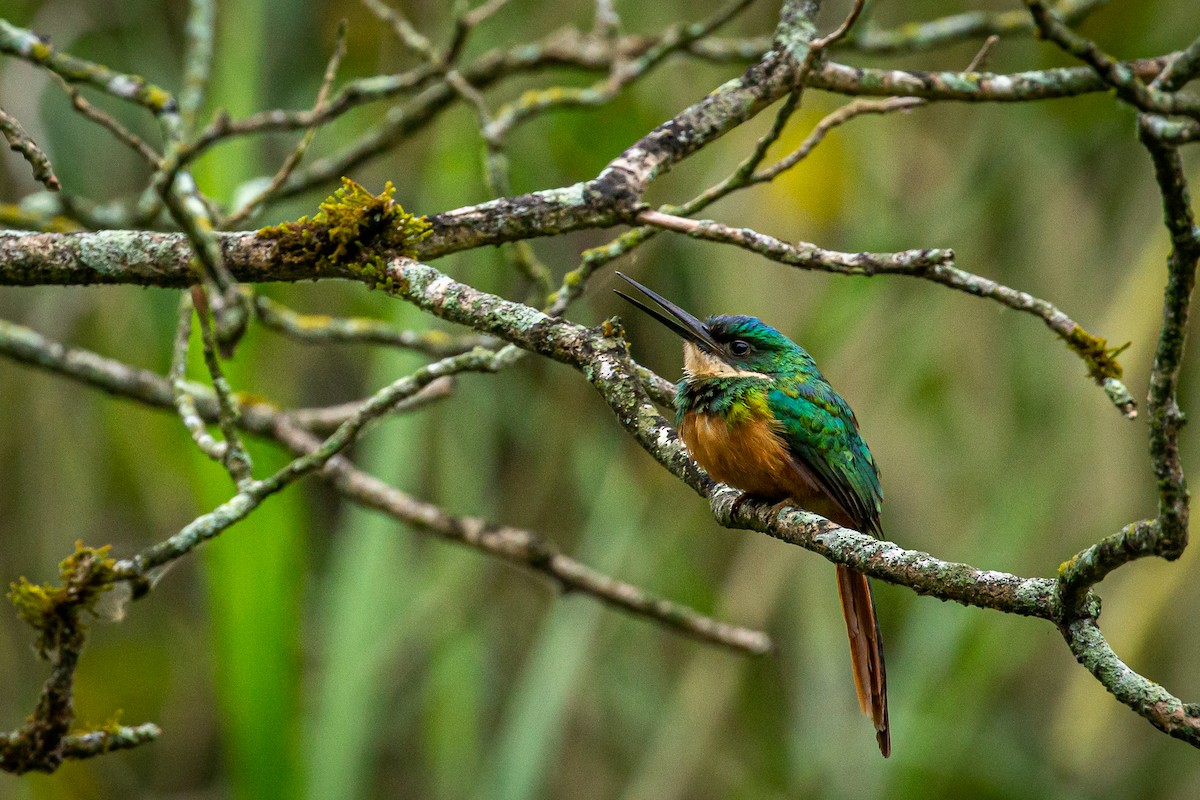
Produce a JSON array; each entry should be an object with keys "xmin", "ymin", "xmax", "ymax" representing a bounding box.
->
[
  {"xmin": 256, "ymin": 177, "xmax": 431, "ymax": 288},
  {"xmin": 7, "ymin": 542, "xmax": 116, "ymax": 658},
  {"xmin": 1065, "ymin": 324, "xmax": 1130, "ymax": 382}
]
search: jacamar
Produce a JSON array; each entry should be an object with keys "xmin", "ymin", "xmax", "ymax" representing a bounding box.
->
[{"xmin": 615, "ymin": 272, "xmax": 890, "ymax": 757}]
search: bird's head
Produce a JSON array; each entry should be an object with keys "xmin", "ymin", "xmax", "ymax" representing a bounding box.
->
[{"xmin": 615, "ymin": 272, "xmax": 810, "ymax": 380}]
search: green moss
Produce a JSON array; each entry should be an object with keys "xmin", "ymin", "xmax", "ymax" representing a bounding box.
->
[
  {"xmin": 257, "ymin": 177, "xmax": 431, "ymax": 288},
  {"xmin": 1065, "ymin": 324, "xmax": 1129, "ymax": 382},
  {"xmin": 8, "ymin": 542, "xmax": 116, "ymax": 657}
]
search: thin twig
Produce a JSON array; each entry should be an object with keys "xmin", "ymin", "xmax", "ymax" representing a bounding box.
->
[
  {"xmin": 361, "ymin": 0, "xmax": 436, "ymax": 58},
  {"xmin": 636, "ymin": 208, "xmax": 951, "ymax": 273},
  {"xmin": 284, "ymin": 378, "xmax": 457, "ymax": 432},
  {"xmin": 811, "ymin": 0, "xmax": 865, "ymax": 49},
  {"xmin": 0, "ymin": 106, "xmax": 59, "ymax": 190},
  {"xmin": 179, "ymin": 0, "xmax": 216, "ymax": 131},
  {"xmin": 846, "ymin": 0, "xmax": 1105, "ymax": 54},
  {"xmin": 191, "ymin": 286, "xmax": 254, "ymax": 485},
  {"xmin": 759, "ymin": 36, "xmax": 999, "ymax": 182},
  {"xmin": 50, "ymin": 76, "xmax": 160, "ymax": 166},
  {"xmin": 254, "ymin": 294, "xmax": 495, "ymax": 356},
  {"xmin": 170, "ymin": 292, "xmax": 228, "ymax": 462},
  {"xmin": 112, "ymin": 346, "xmax": 520, "ymax": 574}
]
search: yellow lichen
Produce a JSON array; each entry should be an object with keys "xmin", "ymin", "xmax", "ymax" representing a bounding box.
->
[
  {"xmin": 1065, "ymin": 325, "xmax": 1129, "ymax": 382},
  {"xmin": 600, "ymin": 317, "xmax": 624, "ymax": 339},
  {"xmin": 8, "ymin": 542, "xmax": 116, "ymax": 657},
  {"xmin": 144, "ymin": 86, "xmax": 174, "ymax": 111}
]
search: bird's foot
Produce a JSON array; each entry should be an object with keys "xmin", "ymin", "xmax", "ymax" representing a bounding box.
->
[{"xmin": 729, "ymin": 491, "xmax": 753, "ymax": 519}]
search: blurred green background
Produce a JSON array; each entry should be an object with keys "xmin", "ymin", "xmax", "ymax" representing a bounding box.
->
[{"xmin": 1, "ymin": 0, "xmax": 1198, "ymax": 797}]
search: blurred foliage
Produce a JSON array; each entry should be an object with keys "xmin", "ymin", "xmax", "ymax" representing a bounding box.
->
[{"xmin": 1, "ymin": 0, "xmax": 1199, "ymax": 798}]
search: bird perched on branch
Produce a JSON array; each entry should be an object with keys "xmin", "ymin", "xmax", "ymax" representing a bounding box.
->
[{"xmin": 615, "ymin": 272, "xmax": 890, "ymax": 757}]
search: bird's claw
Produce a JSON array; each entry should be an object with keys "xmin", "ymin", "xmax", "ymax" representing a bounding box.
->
[{"xmin": 729, "ymin": 491, "xmax": 752, "ymax": 519}]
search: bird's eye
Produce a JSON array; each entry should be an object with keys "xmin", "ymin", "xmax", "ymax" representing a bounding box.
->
[{"xmin": 729, "ymin": 340, "xmax": 752, "ymax": 357}]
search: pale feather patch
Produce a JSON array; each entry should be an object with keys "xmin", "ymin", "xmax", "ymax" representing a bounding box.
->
[{"xmin": 682, "ymin": 342, "xmax": 771, "ymax": 381}]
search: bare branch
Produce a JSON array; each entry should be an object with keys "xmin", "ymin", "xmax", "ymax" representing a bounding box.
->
[
  {"xmin": 170, "ymin": 292, "xmax": 229, "ymax": 463},
  {"xmin": 0, "ymin": 20, "xmax": 177, "ymax": 114},
  {"xmin": 271, "ymin": 419, "xmax": 773, "ymax": 654}
]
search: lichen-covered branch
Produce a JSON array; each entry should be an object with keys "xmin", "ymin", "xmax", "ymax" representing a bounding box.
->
[
  {"xmin": 0, "ymin": 19, "xmax": 176, "ymax": 114},
  {"xmin": 1061, "ymin": 617, "xmax": 1200, "ymax": 746},
  {"xmin": 0, "ymin": 211, "xmax": 1129, "ymax": 421},
  {"xmin": 377, "ymin": 257, "xmax": 1072, "ymax": 620},
  {"xmin": 1024, "ymin": 1, "xmax": 1200, "ymax": 120},
  {"xmin": 1047, "ymin": 110, "xmax": 1200, "ymax": 744},
  {"xmin": 635, "ymin": 209, "xmax": 1134, "ymax": 414},
  {"xmin": 0, "ymin": 106, "xmax": 60, "ymax": 190},
  {"xmin": 1, "ymin": 544, "xmax": 158, "ymax": 774},
  {"xmin": 710, "ymin": 488, "xmax": 1061, "ymax": 619},
  {"xmin": 1138, "ymin": 123, "xmax": 1197, "ymax": 558},
  {"xmin": 810, "ymin": 53, "xmax": 1174, "ymax": 103}
]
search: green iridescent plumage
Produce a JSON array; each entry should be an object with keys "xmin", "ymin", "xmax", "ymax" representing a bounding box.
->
[{"xmin": 674, "ymin": 314, "xmax": 883, "ymax": 536}]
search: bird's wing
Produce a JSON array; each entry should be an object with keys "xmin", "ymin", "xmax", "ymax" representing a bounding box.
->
[
  {"xmin": 769, "ymin": 381, "xmax": 891, "ymax": 756},
  {"xmin": 766, "ymin": 382, "xmax": 883, "ymax": 535}
]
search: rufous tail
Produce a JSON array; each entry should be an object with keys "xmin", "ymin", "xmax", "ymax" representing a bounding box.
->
[{"xmin": 835, "ymin": 564, "xmax": 890, "ymax": 757}]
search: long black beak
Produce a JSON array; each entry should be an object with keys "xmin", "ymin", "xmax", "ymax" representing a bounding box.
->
[{"xmin": 614, "ymin": 272, "xmax": 719, "ymax": 352}]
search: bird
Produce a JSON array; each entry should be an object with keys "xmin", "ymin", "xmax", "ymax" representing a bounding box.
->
[{"xmin": 614, "ymin": 272, "xmax": 890, "ymax": 757}]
